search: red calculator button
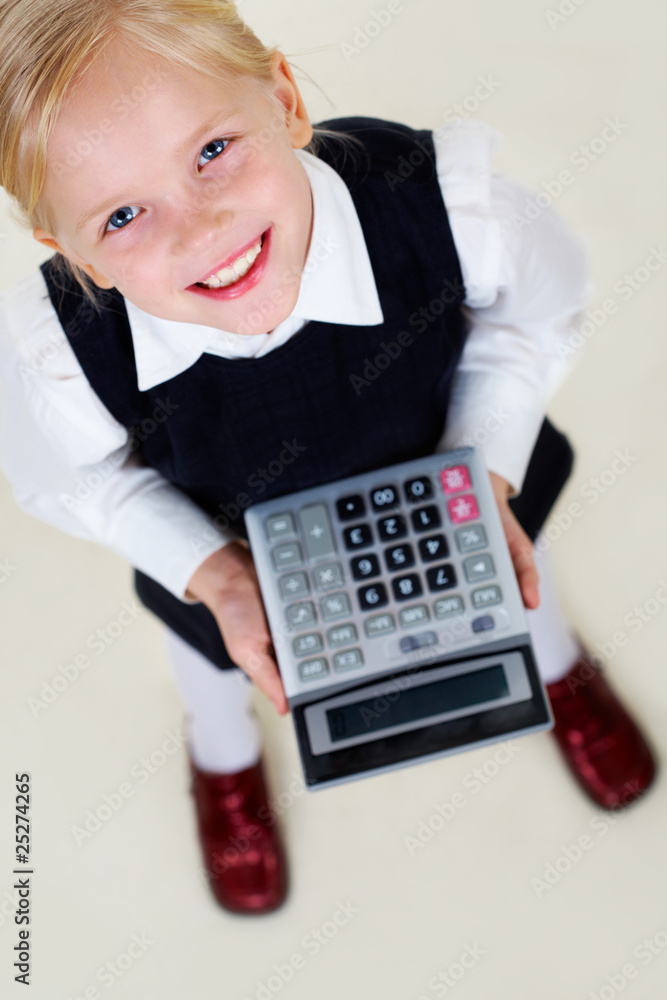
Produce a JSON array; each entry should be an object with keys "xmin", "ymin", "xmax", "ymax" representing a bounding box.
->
[
  {"xmin": 447, "ymin": 494, "xmax": 480, "ymax": 524},
  {"xmin": 440, "ymin": 465, "xmax": 471, "ymax": 495}
]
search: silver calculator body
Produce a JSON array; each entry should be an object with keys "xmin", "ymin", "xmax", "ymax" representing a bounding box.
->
[{"xmin": 244, "ymin": 448, "xmax": 553, "ymax": 789}]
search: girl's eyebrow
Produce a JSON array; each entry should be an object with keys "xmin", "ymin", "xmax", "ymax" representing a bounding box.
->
[
  {"xmin": 74, "ymin": 107, "xmax": 242, "ymax": 233},
  {"xmin": 172, "ymin": 107, "xmax": 242, "ymax": 161}
]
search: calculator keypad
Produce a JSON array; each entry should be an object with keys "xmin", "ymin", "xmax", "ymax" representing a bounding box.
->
[{"xmin": 259, "ymin": 460, "xmax": 510, "ymax": 688}]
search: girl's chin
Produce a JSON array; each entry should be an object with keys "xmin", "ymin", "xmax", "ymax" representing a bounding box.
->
[{"xmin": 185, "ymin": 296, "xmax": 293, "ymax": 337}]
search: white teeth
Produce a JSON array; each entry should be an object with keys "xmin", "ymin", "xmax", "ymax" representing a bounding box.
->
[{"xmin": 199, "ymin": 239, "xmax": 263, "ymax": 289}]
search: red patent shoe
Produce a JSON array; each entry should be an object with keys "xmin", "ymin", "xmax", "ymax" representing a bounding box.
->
[
  {"xmin": 546, "ymin": 656, "xmax": 657, "ymax": 810},
  {"xmin": 189, "ymin": 754, "xmax": 288, "ymax": 914}
]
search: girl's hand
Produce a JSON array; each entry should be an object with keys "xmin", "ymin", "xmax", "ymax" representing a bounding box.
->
[
  {"xmin": 185, "ymin": 541, "xmax": 289, "ymax": 715},
  {"xmin": 487, "ymin": 472, "xmax": 540, "ymax": 610}
]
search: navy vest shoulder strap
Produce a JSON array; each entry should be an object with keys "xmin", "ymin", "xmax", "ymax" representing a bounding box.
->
[
  {"xmin": 310, "ymin": 115, "xmax": 438, "ymax": 189},
  {"xmin": 39, "ymin": 264, "xmax": 139, "ymax": 425}
]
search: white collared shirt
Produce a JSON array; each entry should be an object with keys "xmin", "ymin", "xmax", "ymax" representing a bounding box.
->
[{"xmin": 0, "ymin": 119, "xmax": 593, "ymax": 602}]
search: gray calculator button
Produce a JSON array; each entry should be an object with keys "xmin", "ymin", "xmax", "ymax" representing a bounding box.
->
[
  {"xmin": 472, "ymin": 584, "xmax": 503, "ymax": 609},
  {"xmin": 399, "ymin": 630, "xmax": 438, "ymax": 653},
  {"xmin": 299, "ymin": 657, "xmax": 330, "ymax": 681},
  {"xmin": 265, "ymin": 512, "xmax": 296, "ymax": 541},
  {"xmin": 455, "ymin": 524, "xmax": 488, "ymax": 553},
  {"xmin": 320, "ymin": 591, "xmax": 351, "ymax": 620},
  {"xmin": 279, "ymin": 572, "xmax": 310, "ymax": 600},
  {"xmin": 399, "ymin": 604, "xmax": 430, "ymax": 628},
  {"xmin": 327, "ymin": 623, "xmax": 358, "ymax": 647},
  {"xmin": 333, "ymin": 648, "xmax": 364, "ymax": 672},
  {"xmin": 472, "ymin": 614, "xmax": 495, "ymax": 633},
  {"xmin": 286, "ymin": 601, "xmax": 317, "ymax": 629},
  {"xmin": 364, "ymin": 613, "xmax": 396, "ymax": 637},
  {"xmin": 433, "ymin": 594, "xmax": 464, "ymax": 618},
  {"xmin": 463, "ymin": 553, "xmax": 496, "ymax": 583},
  {"xmin": 272, "ymin": 541, "xmax": 303, "ymax": 571},
  {"xmin": 313, "ymin": 562, "xmax": 344, "ymax": 590},
  {"xmin": 299, "ymin": 504, "xmax": 337, "ymax": 560},
  {"xmin": 293, "ymin": 632, "xmax": 323, "ymax": 656}
]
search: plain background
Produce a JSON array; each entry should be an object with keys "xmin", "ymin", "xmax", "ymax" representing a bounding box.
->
[{"xmin": 1, "ymin": 0, "xmax": 666, "ymax": 997}]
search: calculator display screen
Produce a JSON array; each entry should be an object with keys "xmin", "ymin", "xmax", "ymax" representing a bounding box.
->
[{"xmin": 325, "ymin": 665, "xmax": 509, "ymax": 743}]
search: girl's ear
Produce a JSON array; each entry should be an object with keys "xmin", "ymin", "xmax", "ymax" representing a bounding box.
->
[
  {"xmin": 32, "ymin": 227, "xmax": 115, "ymax": 289},
  {"xmin": 32, "ymin": 228, "xmax": 61, "ymax": 254},
  {"xmin": 268, "ymin": 51, "xmax": 313, "ymax": 150}
]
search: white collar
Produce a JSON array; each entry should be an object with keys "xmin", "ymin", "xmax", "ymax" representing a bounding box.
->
[{"xmin": 125, "ymin": 148, "xmax": 384, "ymax": 391}]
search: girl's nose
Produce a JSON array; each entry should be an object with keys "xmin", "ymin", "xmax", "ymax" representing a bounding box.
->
[{"xmin": 171, "ymin": 198, "xmax": 234, "ymax": 258}]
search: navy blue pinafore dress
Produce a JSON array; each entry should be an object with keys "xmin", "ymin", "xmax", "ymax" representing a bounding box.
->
[{"xmin": 40, "ymin": 117, "xmax": 574, "ymax": 670}]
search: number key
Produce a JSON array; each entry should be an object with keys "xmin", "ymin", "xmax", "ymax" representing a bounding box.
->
[
  {"xmin": 426, "ymin": 564, "xmax": 457, "ymax": 592},
  {"xmin": 371, "ymin": 485, "xmax": 399, "ymax": 511},
  {"xmin": 411, "ymin": 505, "xmax": 442, "ymax": 532},
  {"xmin": 378, "ymin": 514, "xmax": 407, "ymax": 541},
  {"xmin": 358, "ymin": 582, "xmax": 389, "ymax": 611},
  {"xmin": 404, "ymin": 477, "xmax": 434, "ymax": 503},
  {"xmin": 418, "ymin": 534, "xmax": 449, "ymax": 562},
  {"xmin": 385, "ymin": 543, "xmax": 415, "ymax": 571},
  {"xmin": 343, "ymin": 523, "xmax": 373, "ymax": 550},
  {"xmin": 392, "ymin": 574, "xmax": 423, "ymax": 601},
  {"xmin": 351, "ymin": 554, "xmax": 381, "ymax": 580}
]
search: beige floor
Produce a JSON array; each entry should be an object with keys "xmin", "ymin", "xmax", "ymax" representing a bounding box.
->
[{"xmin": 1, "ymin": 1, "xmax": 666, "ymax": 997}]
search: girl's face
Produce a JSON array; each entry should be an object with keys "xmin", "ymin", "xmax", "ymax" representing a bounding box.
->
[{"xmin": 33, "ymin": 44, "xmax": 314, "ymax": 336}]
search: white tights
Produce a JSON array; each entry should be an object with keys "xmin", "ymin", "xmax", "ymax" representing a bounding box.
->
[{"xmin": 166, "ymin": 533, "xmax": 580, "ymax": 773}]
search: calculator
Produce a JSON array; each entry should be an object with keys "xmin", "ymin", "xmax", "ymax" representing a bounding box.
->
[{"xmin": 244, "ymin": 447, "xmax": 552, "ymax": 789}]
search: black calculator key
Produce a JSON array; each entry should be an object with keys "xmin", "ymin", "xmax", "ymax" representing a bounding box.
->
[
  {"xmin": 358, "ymin": 582, "xmax": 389, "ymax": 611},
  {"xmin": 351, "ymin": 553, "xmax": 381, "ymax": 580},
  {"xmin": 377, "ymin": 514, "xmax": 407, "ymax": 541},
  {"xmin": 418, "ymin": 534, "xmax": 449, "ymax": 563},
  {"xmin": 385, "ymin": 543, "xmax": 415, "ymax": 571},
  {"xmin": 392, "ymin": 574, "xmax": 423, "ymax": 601},
  {"xmin": 404, "ymin": 477, "xmax": 434, "ymax": 503},
  {"xmin": 370, "ymin": 485, "xmax": 399, "ymax": 512},
  {"xmin": 426, "ymin": 563, "xmax": 457, "ymax": 592},
  {"xmin": 343, "ymin": 523, "xmax": 373, "ymax": 550},
  {"xmin": 337, "ymin": 494, "xmax": 366, "ymax": 521},
  {"xmin": 411, "ymin": 505, "xmax": 442, "ymax": 532}
]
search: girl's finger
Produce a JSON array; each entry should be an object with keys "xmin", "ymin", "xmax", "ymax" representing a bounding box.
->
[
  {"xmin": 515, "ymin": 551, "xmax": 540, "ymax": 609},
  {"xmin": 238, "ymin": 644, "xmax": 289, "ymax": 715},
  {"xmin": 499, "ymin": 508, "xmax": 540, "ymax": 610}
]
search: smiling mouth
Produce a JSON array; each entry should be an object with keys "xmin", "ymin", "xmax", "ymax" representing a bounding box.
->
[{"xmin": 196, "ymin": 234, "xmax": 265, "ymax": 289}]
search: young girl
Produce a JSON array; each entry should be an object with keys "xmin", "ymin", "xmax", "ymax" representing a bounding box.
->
[{"xmin": 0, "ymin": 0, "xmax": 656, "ymax": 915}]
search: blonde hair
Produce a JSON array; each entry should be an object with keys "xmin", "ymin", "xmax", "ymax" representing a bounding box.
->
[{"xmin": 0, "ymin": 0, "xmax": 360, "ymax": 308}]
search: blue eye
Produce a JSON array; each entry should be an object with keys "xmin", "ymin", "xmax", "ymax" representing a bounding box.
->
[
  {"xmin": 103, "ymin": 138, "xmax": 231, "ymax": 236},
  {"xmin": 106, "ymin": 205, "xmax": 141, "ymax": 232},
  {"xmin": 198, "ymin": 138, "xmax": 230, "ymax": 167}
]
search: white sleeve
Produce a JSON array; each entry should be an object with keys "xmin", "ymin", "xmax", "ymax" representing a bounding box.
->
[
  {"xmin": 432, "ymin": 119, "xmax": 595, "ymax": 497},
  {"xmin": 0, "ymin": 271, "xmax": 235, "ymax": 603}
]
